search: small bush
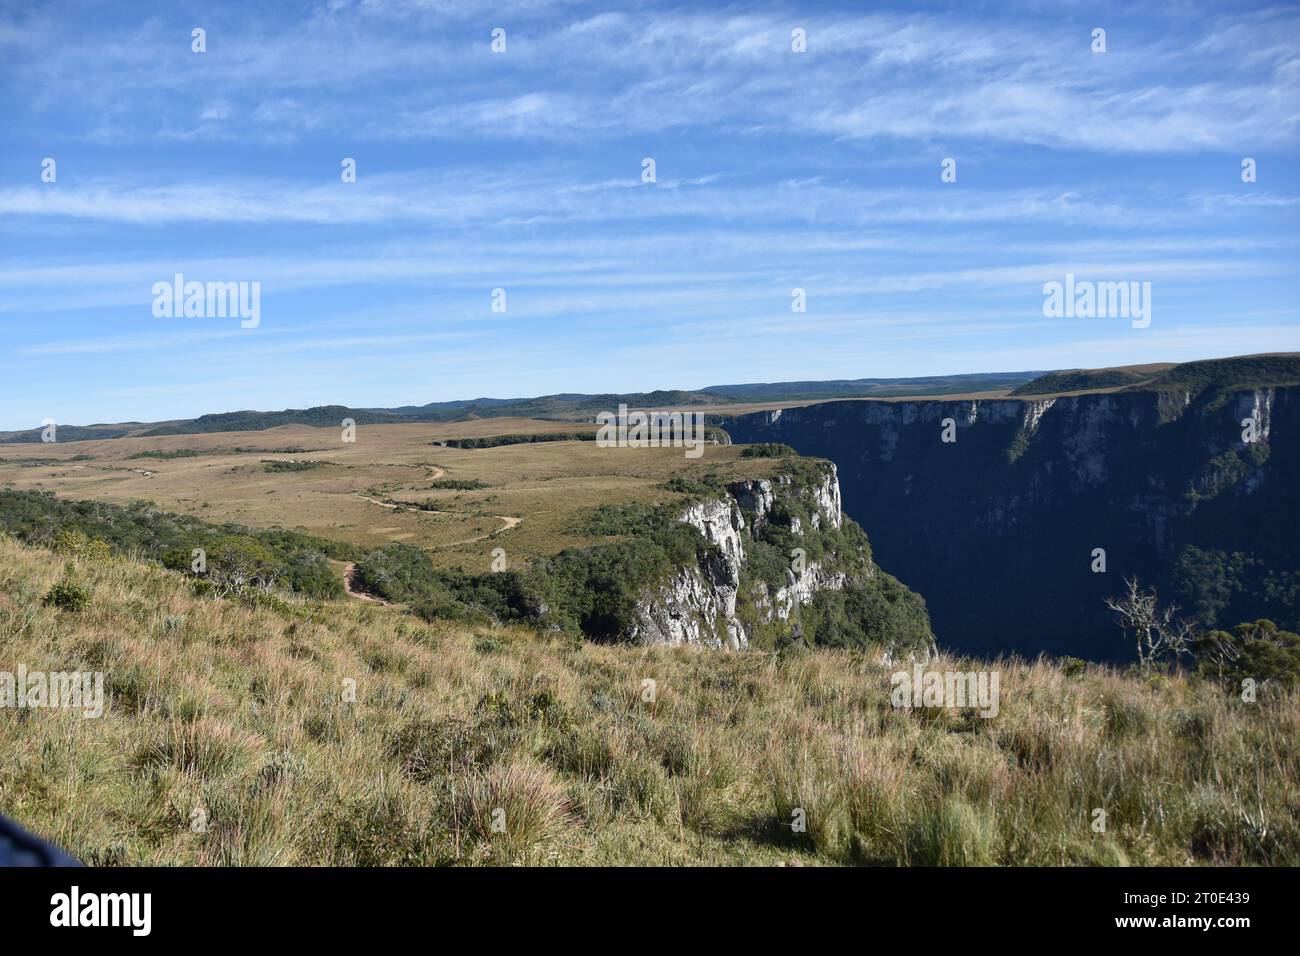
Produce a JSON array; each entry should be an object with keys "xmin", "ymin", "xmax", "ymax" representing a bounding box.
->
[
  {"xmin": 1057, "ymin": 656, "xmax": 1088, "ymax": 677},
  {"xmin": 44, "ymin": 563, "xmax": 91, "ymax": 611}
]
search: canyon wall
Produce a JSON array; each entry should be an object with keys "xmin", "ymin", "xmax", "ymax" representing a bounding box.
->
[{"xmin": 719, "ymin": 387, "xmax": 1299, "ymax": 660}]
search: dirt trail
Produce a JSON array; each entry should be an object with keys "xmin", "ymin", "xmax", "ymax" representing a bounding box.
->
[
  {"xmin": 343, "ymin": 563, "xmax": 389, "ymax": 604},
  {"xmin": 351, "ymin": 492, "xmax": 521, "ymax": 544},
  {"xmin": 353, "ymin": 494, "xmax": 399, "ymax": 509}
]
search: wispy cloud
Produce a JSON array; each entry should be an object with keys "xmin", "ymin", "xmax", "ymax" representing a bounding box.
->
[{"xmin": 1, "ymin": 0, "xmax": 1297, "ymax": 430}]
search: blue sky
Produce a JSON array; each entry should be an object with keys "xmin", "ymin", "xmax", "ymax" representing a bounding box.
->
[{"xmin": 1, "ymin": 0, "xmax": 1298, "ymax": 431}]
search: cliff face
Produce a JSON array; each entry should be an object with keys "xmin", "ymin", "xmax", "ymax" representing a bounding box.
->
[
  {"xmin": 631, "ymin": 496, "xmax": 749, "ymax": 649},
  {"xmin": 631, "ymin": 463, "xmax": 934, "ymax": 657},
  {"xmin": 720, "ymin": 386, "xmax": 1300, "ymax": 660}
]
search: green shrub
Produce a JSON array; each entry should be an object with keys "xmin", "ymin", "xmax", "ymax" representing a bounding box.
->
[
  {"xmin": 441, "ymin": 432, "xmax": 593, "ymax": 449},
  {"xmin": 740, "ymin": 443, "xmax": 797, "ymax": 459},
  {"xmin": 1058, "ymin": 656, "xmax": 1088, "ymax": 677},
  {"xmin": 1, "ymin": 489, "xmax": 348, "ymax": 600},
  {"xmin": 43, "ymin": 563, "xmax": 91, "ymax": 611},
  {"xmin": 1194, "ymin": 619, "xmax": 1300, "ymax": 687}
]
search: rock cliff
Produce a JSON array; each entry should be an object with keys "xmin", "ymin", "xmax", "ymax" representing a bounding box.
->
[
  {"xmin": 719, "ymin": 382, "xmax": 1299, "ymax": 660},
  {"xmin": 630, "ymin": 461, "xmax": 934, "ymax": 657}
]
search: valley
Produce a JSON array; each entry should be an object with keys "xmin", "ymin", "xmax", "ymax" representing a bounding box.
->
[{"xmin": 721, "ymin": 355, "xmax": 1300, "ymax": 660}]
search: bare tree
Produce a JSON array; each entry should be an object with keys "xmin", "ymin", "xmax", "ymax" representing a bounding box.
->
[{"xmin": 1105, "ymin": 577, "xmax": 1195, "ymax": 670}]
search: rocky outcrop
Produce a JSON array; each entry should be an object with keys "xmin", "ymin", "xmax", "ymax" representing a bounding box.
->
[
  {"xmin": 630, "ymin": 462, "xmax": 917, "ymax": 652},
  {"xmin": 754, "ymin": 561, "xmax": 850, "ymax": 623},
  {"xmin": 628, "ymin": 563, "xmax": 746, "ymax": 650},
  {"xmin": 632, "ymin": 497, "xmax": 748, "ymax": 649}
]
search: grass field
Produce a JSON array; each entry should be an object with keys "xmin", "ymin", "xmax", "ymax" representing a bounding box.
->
[
  {"xmin": 0, "ymin": 419, "xmax": 779, "ymax": 572},
  {"xmin": 2, "ymin": 536, "xmax": 1296, "ymax": 865}
]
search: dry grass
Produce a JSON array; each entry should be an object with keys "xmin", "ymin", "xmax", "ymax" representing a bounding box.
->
[
  {"xmin": 1, "ymin": 535, "xmax": 1297, "ymax": 866},
  {"xmin": 0, "ymin": 420, "xmax": 778, "ymax": 571}
]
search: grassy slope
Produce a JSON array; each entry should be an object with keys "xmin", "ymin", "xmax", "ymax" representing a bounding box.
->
[{"xmin": 2, "ymin": 536, "xmax": 1296, "ymax": 866}]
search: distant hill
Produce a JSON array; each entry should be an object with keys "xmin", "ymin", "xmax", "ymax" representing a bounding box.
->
[
  {"xmin": 387, "ymin": 389, "xmax": 722, "ymax": 423},
  {"xmin": 6, "ymin": 356, "xmax": 1298, "ymax": 444},
  {"xmin": 1011, "ymin": 354, "xmax": 1300, "ymax": 400},
  {"xmin": 1134, "ymin": 354, "xmax": 1300, "ymax": 397},
  {"xmin": 0, "ymin": 373, "xmax": 1043, "ymax": 443},
  {"xmin": 705, "ymin": 371, "xmax": 1045, "ymax": 402},
  {"xmin": 142, "ymin": 405, "xmax": 408, "ymax": 436},
  {"xmin": 1011, "ymin": 367, "xmax": 1164, "ymax": 396}
]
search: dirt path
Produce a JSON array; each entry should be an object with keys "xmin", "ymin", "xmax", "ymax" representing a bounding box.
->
[
  {"xmin": 353, "ymin": 493, "xmax": 399, "ymax": 509},
  {"xmin": 351, "ymin": 492, "xmax": 521, "ymax": 544},
  {"xmin": 343, "ymin": 563, "xmax": 389, "ymax": 604}
]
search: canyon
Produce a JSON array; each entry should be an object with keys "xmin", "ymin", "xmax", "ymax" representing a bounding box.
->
[{"xmin": 721, "ymin": 376, "xmax": 1299, "ymax": 660}]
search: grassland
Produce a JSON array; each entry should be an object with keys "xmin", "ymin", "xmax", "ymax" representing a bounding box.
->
[
  {"xmin": 0, "ymin": 419, "xmax": 778, "ymax": 573},
  {"xmin": 2, "ymin": 536, "xmax": 1296, "ymax": 865}
]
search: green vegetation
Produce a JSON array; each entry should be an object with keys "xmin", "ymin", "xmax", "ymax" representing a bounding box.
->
[
  {"xmin": 1172, "ymin": 545, "xmax": 1299, "ymax": 633},
  {"xmin": 355, "ymin": 505, "xmax": 704, "ymax": 642},
  {"xmin": 43, "ymin": 562, "xmax": 92, "ymax": 611},
  {"xmin": 128, "ymin": 446, "xmax": 320, "ymax": 459},
  {"xmin": 704, "ymin": 371, "xmax": 1042, "ymax": 402},
  {"xmin": 1012, "ymin": 369, "xmax": 1152, "ymax": 395},
  {"xmin": 1135, "ymin": 354, "xmax": 1300, "ymax": 401},
  {"xmin": 740, "ymin": 443, "xmax": 798, "ymax": 459},
  {"xmin": 1195, "ymin": 619, "xmax": 1300, "ymax": 686},
  {"xmin": 0, "ymin": 489, "xmax": 350, "ymax": 599},
  {"xmin": 262, "ymin": 459, "xmax": 326, "ymax": 473},
  {"xmin": 354, "ymin": 544, "xmax": 536, "ymax": 626},
  {"xmin": 427, "ymin": 478, "xmax": 489, "ymax": 490},
  {"xmin": 144, "ymin": 405, "xmax": 404, "ymax": 436},
  {"xmin": 127, "ymin": 449, "xmax": 206, "ymax": 460},
  {"xmin": 529, "ymin": 513, "xmax": 706, "ymax": 642},
  {"xmin": 3, "ymin": 454, "xmax": 95, "ymax": 466},
  {"xmin": 1, "ymin": 426, "xmax": 129, "ymax": 444},
  {"xmin": 349, "ymin": 459, "xmax": 933, "ymax": 658},
  {"xmin": 660, "ymin": 474, "xmax": 730, "ymax": 498},
  {"xmin": 731, "ymin": 462, "xmax": 931, "ymax": 655},
  {"xmin": 440, "ymin": 432, "xmax": 595, "ymax": 449},
  {"xmin": 1010, "ymin": 355, "xmax": 1300, "ymax": 401}
]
